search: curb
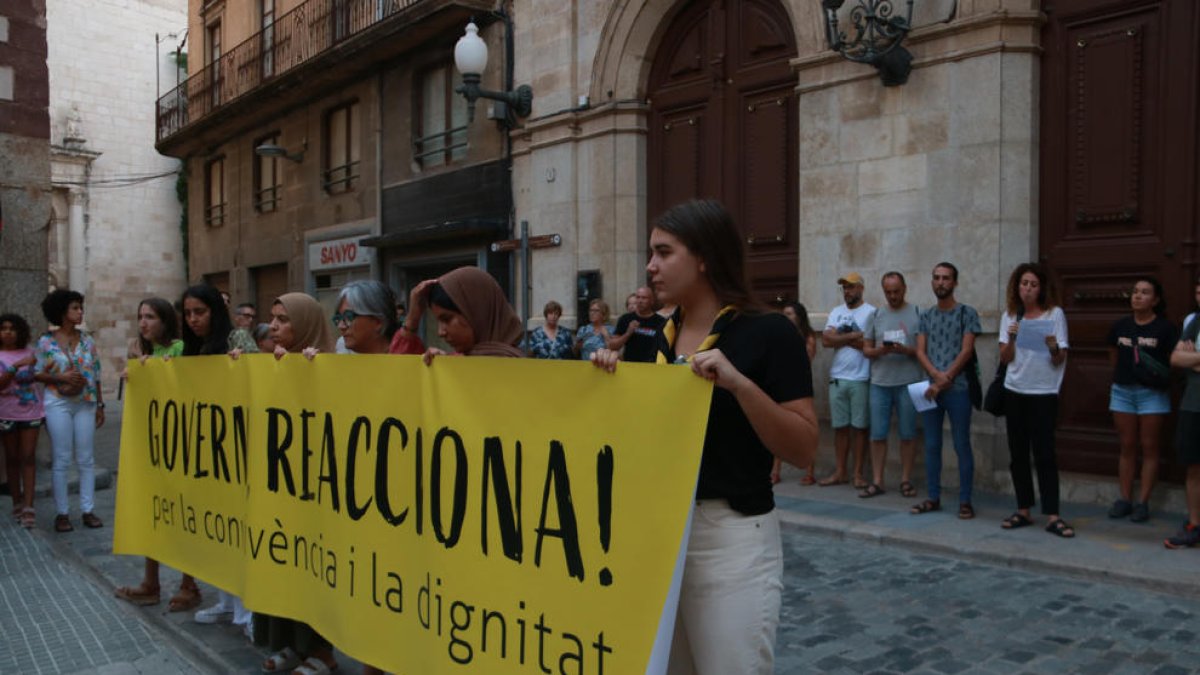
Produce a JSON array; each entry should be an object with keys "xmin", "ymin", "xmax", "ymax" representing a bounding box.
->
[{"xmin": 777, "ymin": 510, "xmax": 1199, "ymax": 601}]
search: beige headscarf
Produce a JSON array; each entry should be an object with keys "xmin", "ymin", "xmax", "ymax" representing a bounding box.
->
[
  {"xmin": 274, "ymin": 293, "xmax": 336, "ymax": 353},
  {"xmin": 437, "ymin": 267, "xmax": 523, "ymax": 358}
]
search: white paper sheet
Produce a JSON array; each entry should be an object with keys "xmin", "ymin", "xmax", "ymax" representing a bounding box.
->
[
  {"xmin": 1016, "ymin": 319, "xmax": 1054, "ymax": 352},
  {"xmin": 907, "ymin": 381, "xmax": 938, "ymax": 412}
]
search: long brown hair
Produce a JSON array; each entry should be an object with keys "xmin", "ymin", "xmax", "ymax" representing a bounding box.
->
[
  {"xmin": 1005, "ymin": 262, "xmax": 1060, "ymax": 316},
  {"xmin": 653, "ymin": 199, "xmax": 760, "ymax": 312},
  {"xmin": 137, "ymin": 297, "xmax": 180, "ymax": 355}
]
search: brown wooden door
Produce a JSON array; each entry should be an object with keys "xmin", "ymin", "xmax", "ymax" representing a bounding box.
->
[
  {"xmin": 1039, "ymin": 0, "xmax": 1200, "ymax": 477},
  {"xmin": 647, "ymin": 0, "xmax": 798, "ymax": 305}
]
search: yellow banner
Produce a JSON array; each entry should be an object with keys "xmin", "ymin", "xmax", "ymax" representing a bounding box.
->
[{"xmin": 114, "ymin": 355, "xmax": 712, "ymax": 674}]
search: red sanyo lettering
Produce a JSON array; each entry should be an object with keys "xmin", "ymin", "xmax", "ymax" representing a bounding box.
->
[{"xmin": 320, "ymin": 242, "xmax": 358, "ymax": 266}]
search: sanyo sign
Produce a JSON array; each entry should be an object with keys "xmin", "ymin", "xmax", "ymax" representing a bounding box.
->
[{"xmin": 308, "ymin": 235, "xmax": 374, "ymax": 272}]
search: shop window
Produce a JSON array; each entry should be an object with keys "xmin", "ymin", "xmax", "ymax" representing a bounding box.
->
[
  {"xmin": 413, "ymin": 63, "xmax": 468, "ymax": 168},
  {"xmin": 204, "ymin": 156, "xmax": 226, "ymax": 226},
  {"xmin": 323, "ymin": 101, "xmax": 360, "ymax": 194},
  {"xmin": 254, "ymin": 133, "xmax": 281, "ymax": 213}
]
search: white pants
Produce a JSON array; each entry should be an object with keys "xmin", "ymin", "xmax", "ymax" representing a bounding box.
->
[
  {"xmin": 44, "ymin": 395, "xmax": 96, "ymax": 515},
  {"xmin": 667, "ymin": 500, "xmax": 783, "ymax": 675}
]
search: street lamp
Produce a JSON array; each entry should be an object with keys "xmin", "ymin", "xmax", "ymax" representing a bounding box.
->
[
  {"xmin": 821, "ymin": 0, "xmax": 915, "ymax": 86},
  {"xmin": 254, "ymin": 140, "xmax": 306, "ymax": 163},
  {"xmin": 453, "ymin": 21, "xmax": 533, "ymax": 124}
]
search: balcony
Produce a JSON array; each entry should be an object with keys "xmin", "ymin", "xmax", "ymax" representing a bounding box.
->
[{"xmin": 156, "ymin": 0, "xmax": 490, "ymax": 156}]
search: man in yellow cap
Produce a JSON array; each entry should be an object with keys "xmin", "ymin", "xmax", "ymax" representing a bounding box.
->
[{"xmin": 820, "ymin": 272, "xmax": 875, "ymax": 488}]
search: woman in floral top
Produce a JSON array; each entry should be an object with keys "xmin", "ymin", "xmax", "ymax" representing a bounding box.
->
[
  {"xmin": 575, "ymin": 299, "xmax": 615, "ymax": 361},
  {"xmin": 33, "ymin": 289, "xmax": 104, "ymax": 533},
  {"xmin": 0, "ymin": 313, "xmax": 43, "ymax": 529},
  {"xmin": 527, "ymin": 300, "xmax": 574, "ymax": 359}
]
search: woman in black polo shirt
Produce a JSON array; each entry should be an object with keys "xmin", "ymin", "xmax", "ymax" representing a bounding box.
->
[{"xmin": 591, "ymin": 199, "xmax": 818, "ymax": 675}]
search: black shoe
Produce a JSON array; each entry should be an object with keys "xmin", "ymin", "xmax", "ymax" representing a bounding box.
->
[
  {"xmin": 1130, "ymin": 502, "xmax": 1150, "ymax": 523},
  {"xmin": 1108, "ymin": 499, "xmax": 1133, "ymax": 518},
  {"xmin": 1165, "ymin": 523, "xmax": 1200, "ymax": 549}
]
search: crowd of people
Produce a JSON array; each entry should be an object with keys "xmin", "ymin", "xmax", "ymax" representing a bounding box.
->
[{"xmin": 2, "ymin": 197, "xmax": 1199, "ymax": 672}]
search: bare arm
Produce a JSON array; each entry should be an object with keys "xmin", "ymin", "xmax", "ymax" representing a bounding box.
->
[
  {"xmin": 943, "ymin": 331, "xmax": 977, "ymax": 381},
  {"xmin": 822, "ymin": 328, "xmax": 864, "ymax": 349},
  {"xmin": 605, "ymin": 319, "xmax": 638, "ymax": 350},
  {"xmin": 1171, "ymin": 340, "xmax": 1200, "ymax": 369}
]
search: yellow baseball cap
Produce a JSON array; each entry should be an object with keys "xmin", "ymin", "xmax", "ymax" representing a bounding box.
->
[{"xmin": 837, "ymin": 272, "xmax": 864, "ymax": 286}]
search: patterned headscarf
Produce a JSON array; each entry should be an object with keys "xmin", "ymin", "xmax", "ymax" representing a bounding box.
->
[
  {"xmin": 274, "ymin": 293, "xmax": 336, "ymax": 354},
  {"xmin": 437, "ymin": 267, "xmax": 523, "ymax": 358}
]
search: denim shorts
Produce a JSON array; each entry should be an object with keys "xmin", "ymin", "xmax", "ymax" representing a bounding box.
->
[
  {"xmin": 869, "ymin": 383, "xmax": 917, "ymax": 441},
  {"xmin": 830, "ymin": 379, "xmax": 870, "ymax": 429},
  {"xmin": 1109, "ymin": 383, "xmax": 1170, "ymax": 415}
]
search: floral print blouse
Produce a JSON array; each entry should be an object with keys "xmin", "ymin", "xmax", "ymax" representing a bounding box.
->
[
  {"xmin": 575, "ymin": 324, "xmax": 614, "ymax": 361},
  {"xmin": 526, "ymin": 326, "xmax": 575, "ymax": 359},
  {"xmin": 35, "ymin": 331, "xmax": 101, "ymax": 402}
]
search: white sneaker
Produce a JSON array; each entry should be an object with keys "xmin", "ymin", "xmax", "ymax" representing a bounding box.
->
[{"xmin": 193, "ymin": 604, "xmax": 234, "ymax": 624}]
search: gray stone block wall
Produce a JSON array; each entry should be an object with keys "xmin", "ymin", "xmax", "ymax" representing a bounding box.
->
[{"xmin": 0, "ymin": 132, "xmax": 51, "ymax": 329}]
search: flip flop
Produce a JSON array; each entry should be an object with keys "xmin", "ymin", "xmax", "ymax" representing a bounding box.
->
[
  {"xmin": 115, "ymin": 584, "xmax": 161, "ymax": 606},
  {"xmin": 858, "ymin": 483, "xmax": 886, "ymax": 498},
  {"xmin": 799, "ymin": 474, "xmax": 816, "ymax": 486},
  {"xmin": 1001, "ymin": 512, "xmax": 1033, "ymax": 529},
  {"xmin": 817, "ymin": 476, "xmax": 848, "ymax": 487}
]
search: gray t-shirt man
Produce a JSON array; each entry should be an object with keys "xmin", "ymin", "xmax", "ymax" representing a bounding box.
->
[{"xmin": 865, "ymin": 303, "xmax": 924, "ymax": 386}]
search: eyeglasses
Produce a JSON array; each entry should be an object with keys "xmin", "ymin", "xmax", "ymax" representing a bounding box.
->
[{"xmin": 332, "ymin": 310, "xmax": 378, "ymax": 326}]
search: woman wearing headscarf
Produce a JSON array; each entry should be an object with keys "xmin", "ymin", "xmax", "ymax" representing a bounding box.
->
[
  {"xmin": 418, "ymin": 266, "xmax": 524, "ymax": 361},
  {"xmin": 255, "ymin": 292, "xmax": 337, "ymax": 675}
]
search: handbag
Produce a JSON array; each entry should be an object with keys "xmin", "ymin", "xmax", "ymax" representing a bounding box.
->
[
  {"xmin": 958, "ymin": 307, "xmax": 982, "ymax": 410},
  {"xmin": 984, "ymin": 362, "xmax": 1008, "ymax": 416},
  {"xmin": 1133, "ymin": 344, "xmax": 1171, "ymax": 389}
]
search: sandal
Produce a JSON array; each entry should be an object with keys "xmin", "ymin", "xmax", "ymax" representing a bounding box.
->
[
  {"xmin": 899, "ymin": 481, "xmax": 917, "ymax": 498},
  {"xmin": 910, "ymin": 499, "xmax": 940, "ymax": 514},
  {"xmin": 858, "ymin": 483, "xmax": 886, "ymax": 499},
  {"xmin": 54, "ymin": 514, "xmax": 73, "ymax": 533},
  {"xmin": 853, "ymin": 478, "xmax": 870, "ymax": 490},
  {"xmin": 1045, "ymin": 519, "xmax": 1075, "ymax": 538},
  {"xmin": 17, "ymin": 507, "xmax": 35, "ymax": 529},
  {"xmin": 799, "ymin": 474, "xmax": 816, "ymax": 486},
  {"xmin": 168, "ymin": 585, "xmax": 202, "ymax": 612},
  {"xmin": 262, "ymin": 648, "xmax": 301, "ymax": 673},
  {"xmin": 1001, "ymin": 512, "xmax": 1033, "ymax": 529},
  {"xmin": 817, "ymin": 475, "xmax": 848, "ymax": 487},
  {"xmin": 115, "ymin": 583, "xmax": 162, "ymax": 606},
  {"xmin": 958, "ymin": 503, "xmax": 976, "ymax": 520},
  {"xmin": 291, "ymin": 656, "xmax": 338, "ymax": 675}
]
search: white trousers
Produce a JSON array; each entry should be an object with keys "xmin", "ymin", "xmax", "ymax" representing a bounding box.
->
[
  {"xmin": 44, "ymin": 395, "xmax": 96, "ymax": 515},
  {"xmin": 667, "ymin": 500, "xmax": 783, "ymax": 675}
]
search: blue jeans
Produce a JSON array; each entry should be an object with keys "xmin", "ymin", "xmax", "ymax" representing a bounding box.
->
[
  {"xmin": 44, "ymin": 394, "xmax": 96, "ymax": 515},
  {"xmin": 921, "ymin": 387, "xmax": 974, "ymax": 504}
]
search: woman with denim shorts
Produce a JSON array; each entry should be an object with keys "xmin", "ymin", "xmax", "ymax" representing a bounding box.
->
[{"xmin": 1107, "ymin": 276, "xmax": 1178, "ymax": 523}]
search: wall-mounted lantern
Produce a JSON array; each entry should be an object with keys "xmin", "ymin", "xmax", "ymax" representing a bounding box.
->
[
  {"xmin": 453, "ymin": 21, "xmax": 533, "ymax": 124},
  {"xmin": 254, "ymin": 139, "xmax": 306, "ymax": 163},
  {"xmin": 822, "ymin": 0, "xmax": 915, "ymax": 86}
]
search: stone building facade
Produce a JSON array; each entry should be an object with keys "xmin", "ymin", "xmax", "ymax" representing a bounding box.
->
[
  {"xmin": 0, "ymin": 0, "xmax": 51, "ymax": 329},
  {"xmin": 163, "ymin": 0, "xmax": 1200, "ymax": 495},
  {"xmin": 45, "ymin": 0, "xmax": 188, "ymax": 391}
]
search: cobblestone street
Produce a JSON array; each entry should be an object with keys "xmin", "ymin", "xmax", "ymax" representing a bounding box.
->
[{"xmin": 775, "ymin": 527, "xmax": 1200, "ymax": 675}]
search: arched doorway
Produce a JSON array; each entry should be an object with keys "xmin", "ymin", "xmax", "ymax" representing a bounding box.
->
[{"xmin": 646, "ymin": 0, "xmax": 798, "ymax": 304}]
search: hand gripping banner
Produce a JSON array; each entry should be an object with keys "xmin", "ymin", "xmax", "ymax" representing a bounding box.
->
[{"xmin": 113, "ymin": 354, "xmax": 712, "ymax": 674}]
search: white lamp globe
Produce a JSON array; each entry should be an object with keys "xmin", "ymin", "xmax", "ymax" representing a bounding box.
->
[{"xmin": 454, "ymin": 22, "xmax": 488, "ymax": 76}]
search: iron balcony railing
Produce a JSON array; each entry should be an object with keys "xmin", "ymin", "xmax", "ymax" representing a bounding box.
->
[{"xmin": 157, "ymin": 0, "xmax": 424, "ymax": 142}]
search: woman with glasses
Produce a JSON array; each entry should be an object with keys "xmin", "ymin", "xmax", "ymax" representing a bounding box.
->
[{"xmin": 575, "ymin": 299, "xmax": 614, "ymax": 361}]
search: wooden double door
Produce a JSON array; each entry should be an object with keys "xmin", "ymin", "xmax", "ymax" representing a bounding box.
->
[
  {"xmin": 1040, "ymin": 0, "xmax": 1200, "ymax": 476},
  {"xmin": 646, "ymin": 0, "xmax": 798, "ymax": 305}
]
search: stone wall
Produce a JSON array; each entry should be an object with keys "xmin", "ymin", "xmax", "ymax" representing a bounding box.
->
[
  {"xmin": 0, "ymin": 0, "xmax": 50, "ymax": 330},
  {"xmin": 46, "ymin": 0, "xmax": 188, "ymax": 393}
]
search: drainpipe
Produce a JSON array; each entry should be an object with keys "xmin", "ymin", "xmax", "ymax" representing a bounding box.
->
[{"xmin": 374, "ymin": 71, "xmax": 384, "ymax": 282}]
